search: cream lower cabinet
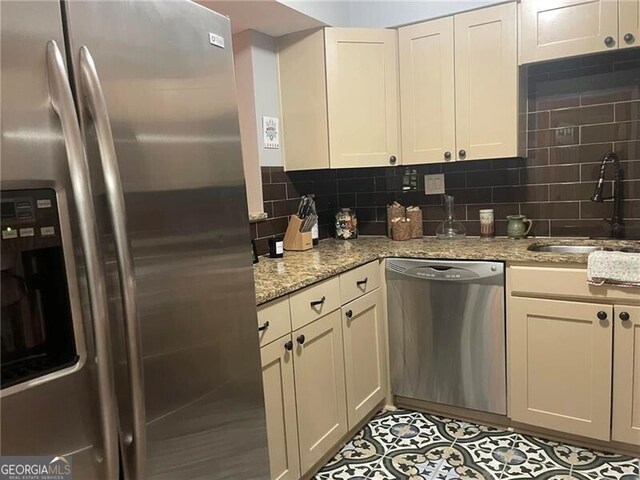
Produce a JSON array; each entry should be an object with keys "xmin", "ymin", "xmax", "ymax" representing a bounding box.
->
[
  {"xmin": 509, "ymin": 297, "xmax": 613, "ymax": 441},
  {"xmin": 293, "ymin": 310, "xmax": 348, "ymax": 473},
  {"xmin": 342, "ymin": 289, "xmax": 386, "ymax": 429},
  {"xmin": 612, "ymin": 305, "xmax": 640, "ymax": 445},
  {"xmin": 261, "ymin": 335, "xmax": 301, "ymax": 480}
]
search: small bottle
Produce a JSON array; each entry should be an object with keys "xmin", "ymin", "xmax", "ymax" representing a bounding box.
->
[
  {"xmin": 251, "ymin": 240, "xmax": 259, "ymax": 264},
  {"xmin": 310, "ymin": 194, "xmax": 319, "ymax": 246},
  {"xmin": 268, "ymin": 235, "xmax": 284, "ymax": 258}
]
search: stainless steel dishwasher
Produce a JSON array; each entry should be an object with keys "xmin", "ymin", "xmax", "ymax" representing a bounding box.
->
[{"xmin": 386, "ymin": 258, "xmax": 506, "ymax": 415}]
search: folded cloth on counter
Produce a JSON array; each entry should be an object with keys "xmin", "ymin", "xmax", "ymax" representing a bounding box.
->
[{"xmin": 587, "ymin": 251, "xmax": 640, "ymax": 287}]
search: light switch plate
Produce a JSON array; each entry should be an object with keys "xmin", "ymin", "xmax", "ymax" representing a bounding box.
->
[{"xmin": 425, "ymin": 174, "xmax": 445, "ymax": 195}]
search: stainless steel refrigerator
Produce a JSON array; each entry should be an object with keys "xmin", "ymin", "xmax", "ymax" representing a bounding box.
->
[{"xmin": 0, "ymin": 1, "xmax": 269, "ymax": 479}]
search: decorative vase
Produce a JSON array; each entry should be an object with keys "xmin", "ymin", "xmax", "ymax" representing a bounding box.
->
[{"xmin": 507, "ymin": 215, "xmax": 533, "ymax": 239}]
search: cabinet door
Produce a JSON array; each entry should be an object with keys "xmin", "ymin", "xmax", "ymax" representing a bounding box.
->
[
  {"xmin": 261, "ymin": 335, "xmax": 301, "ymax": 480},
  {"xmin": 325, "ymin": 28, "xmax": 399, "ymax": 168},
  {"xmin": 509, "ymin": 297, "xmax": 613, "ymax": 441},
  {"xmin": 454, "ymin": 2, "xmax": 518, "ymax": 160},
  {"xmin": 520, "ymin": 0, "xmax": 619, "ymax": 63},
  {"xmin": 612, "ymin": 305, "xmax": 640, "ymax": 446},
  {"xmin": 620, "ymin": 0, "xmax": 640, "ymax": 49},
  {"xmin": 293, "ymin": 310, "xmax": 347, "ymax": 473},
  {"xmin": 398, "ymin": 17, "xmax": 455, "ymax": 165},
  {"xmin": 342, "ymin": 289, "xmax": 386, "ymax": 429},
  {"xmin": 278, "ymin": 29, "xmax": 330, "ymax": 171}
]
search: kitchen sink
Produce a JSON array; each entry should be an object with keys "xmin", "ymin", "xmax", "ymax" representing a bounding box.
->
[{"xmin": 527, "ymin": 244, "xmax": 605, "ymax": 254}]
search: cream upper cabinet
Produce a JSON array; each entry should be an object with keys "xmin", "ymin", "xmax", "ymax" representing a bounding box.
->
[
  {"xmin": 278, "ymin": 30, "xmax": 330, "ymax": 171},
  {"xmin": 520, "ymin": 0, "xmax": 619, "ymax": 64},
  {"xmin": 612, "ymin": 305, "xmax": 640, "ymax": 446},
  {"xmin": 278, "ymin": 28, "xmax": 399, "ymax": 170},
  {"xmin": 342, "ymin": 289, "xmax": 386, "ymax": 429},
  {"xmin": 261, "ymin": 334, "xmax": 301, "ymax": 480},
  {"xmin": 398, "ymin": 17, "xmax": 456, "ymax": 165},
  {"xmin": 325, "ymin": 28, "xmax": 400, "ymax": 168},
  {"xmin": 620, "ymin": 0, "xmax": 640, "ymax": 49},
  {"xmin": 293, "ymin": 310, "xmax": 348, "ymax": 473},
  {"xmin": 509, "ymin": 297, "xmax": 613, "ymax": 441},
  {"xmin": 455, "ymin": 2, "xmax": 518, "ymax": 161}
]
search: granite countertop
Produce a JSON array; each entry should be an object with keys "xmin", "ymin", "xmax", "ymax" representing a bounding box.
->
[
  {"xmin": 252, "ymin": 236, "xmax": 640, "ymax": 305},
  {"xmin": 248, "ymin": 212, "xmax": 268, "ymax": 222}
]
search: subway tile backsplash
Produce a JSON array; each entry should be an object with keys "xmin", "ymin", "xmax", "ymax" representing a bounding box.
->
[{"xmin": 250, "ymin": 50, "xmax": 640, "ymax": 254}]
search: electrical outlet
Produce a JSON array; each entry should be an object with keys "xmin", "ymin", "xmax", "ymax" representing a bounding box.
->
[{"xmin": 425, "ymin": 174, "xmax": 445, "ymax": 195}]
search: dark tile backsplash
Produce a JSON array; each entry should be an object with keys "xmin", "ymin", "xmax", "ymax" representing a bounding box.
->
[{"xmin": 250, "ymin": 50, "xmax": 640, "ymax": 254}]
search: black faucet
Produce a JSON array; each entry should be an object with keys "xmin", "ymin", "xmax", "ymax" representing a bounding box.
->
[{"xmin": 591, "ymin": 152, "xmax": 624, "ymax": 238}]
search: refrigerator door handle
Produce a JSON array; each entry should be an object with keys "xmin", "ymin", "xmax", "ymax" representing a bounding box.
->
[
  {"xmin": 46, "ymin": 40, "xmax": 119, "ymax": 480},
  {"xmin": 78, "ymin": 45, "xmax": 146, "ymax": 480}
]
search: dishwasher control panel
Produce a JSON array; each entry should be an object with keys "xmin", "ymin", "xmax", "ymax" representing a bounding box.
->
[{"xmin": 387, "ymin": 258, "xmax": 503, "ymax": 281}]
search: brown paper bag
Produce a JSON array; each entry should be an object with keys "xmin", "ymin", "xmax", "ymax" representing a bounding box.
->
[
  {"xmin": 392, "ymin": 219, "xmax": 412, "ymax": 241},
  {"xmin": 387, "ymin": 202, "xmax": 405, "ymax": 237},
  {"xmin": 406, "ymin": 207, "xmax": 423, "ymax": 238}
]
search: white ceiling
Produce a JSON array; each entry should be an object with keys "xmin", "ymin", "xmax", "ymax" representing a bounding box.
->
[
  {"xmin": 280, "ymin": 0, "xmax": 505, "ymax": 29},
  {"xmin": 198, "ymin": 0, "xmax": 505, "ymax": 37},
  {"xmin": 197, "ymin": 0, "xmax": 327, "ymax": 36}
]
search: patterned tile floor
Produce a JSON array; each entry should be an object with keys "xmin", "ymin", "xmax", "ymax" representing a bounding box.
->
[{"xmin": 315, "ymin": 409, "xmax": 640, "ymax": 480}]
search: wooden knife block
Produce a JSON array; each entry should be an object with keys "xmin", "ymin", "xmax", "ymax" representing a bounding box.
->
[{"xmin": 283, "ymin": 216, "xmax": 313, "ymax": 251}]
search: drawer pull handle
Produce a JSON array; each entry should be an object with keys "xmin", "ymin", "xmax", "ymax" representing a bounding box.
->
[
  {"xmin": 619, "ymin": 311, "xmax": 630, "ymax": 322},
  {"xmin": 597, "ymin": 311, "xmax": 608, "ymax": 320},
  {"xmin": 284, "ymin": 340, "xmax": 293, "ymax": 351},
  {"xmin": 258, "ymin": 321, "xmax": 270, "ymax": 332},
  {"xmin": 345, "ymin": 310, "xmax": 353, "ymax": 319},
  {"xmin": 297, "ymin": 335, "xmax": 305, "ymax": 345},
  {"xmin": 310, "ymin": 296, "xmax": 326, "ymax": 308},
  {"xmin": 356, "ymin": 277, "xmax": 368, "ymax": 287}
]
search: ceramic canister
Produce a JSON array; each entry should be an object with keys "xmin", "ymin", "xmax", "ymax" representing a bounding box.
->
[{"xmin": 479, "ymin": 209, "xmax": 494, "ymax": 237}]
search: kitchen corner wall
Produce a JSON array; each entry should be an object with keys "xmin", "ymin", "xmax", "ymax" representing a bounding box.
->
[{"xmin": 250, "ymin": 50, "xmax": 640, "ymax": 255}]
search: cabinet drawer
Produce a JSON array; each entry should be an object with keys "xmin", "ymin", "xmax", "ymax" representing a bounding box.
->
[
  {"xmin": 289, "ymin": 277, "xmax": 341, "ymax": 331},
  {"xmin": 508, "ymin": 265, "xmax": 640, "ymax": 302},
  {"xmin": 257, "ymin": 296, "xmax": 292, "ymax": 347},
  {"xmin": 339, "ymin": 261, "xmax": 381, "ymax": 305}
]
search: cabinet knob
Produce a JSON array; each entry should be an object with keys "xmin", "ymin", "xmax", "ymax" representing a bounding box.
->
[
  {"xmin": 258, "ymin": 321, "xmax": 270, "ymax": 332},
  {"xmin": 389, "ymin": 155, "xmax": 397, "ymax": 165},
  {"xmin": 444, "ymin": 151, "xmax": 452, "ymax": 160},
  {"xmin": 458, "ymin": 149, "xmax": 466, "ymax": 158},
  {"xmin": 284, "ymin": 340, "xmax": 293, "ymax": 351},
  {"xmin": 597, "ymin": 310, "xmax": 608, "ymax": 320},
  {"xmin": 345, "ymin": 309, "xmax": 353, "ymax": 319},
  {"xmin": 296, "ymin": 334, "xmax": 305, "ymax": 345},
  {"xmin": 619, "ymin": 311, "xmax": 630, "ymax": 322},
  {"xmin": 624, "ymin": 33, "xmax": 635, "ymax": 44},
  {"xmin": 604, "ymin": 36, "xmax": 615, "ymax": 47}
]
